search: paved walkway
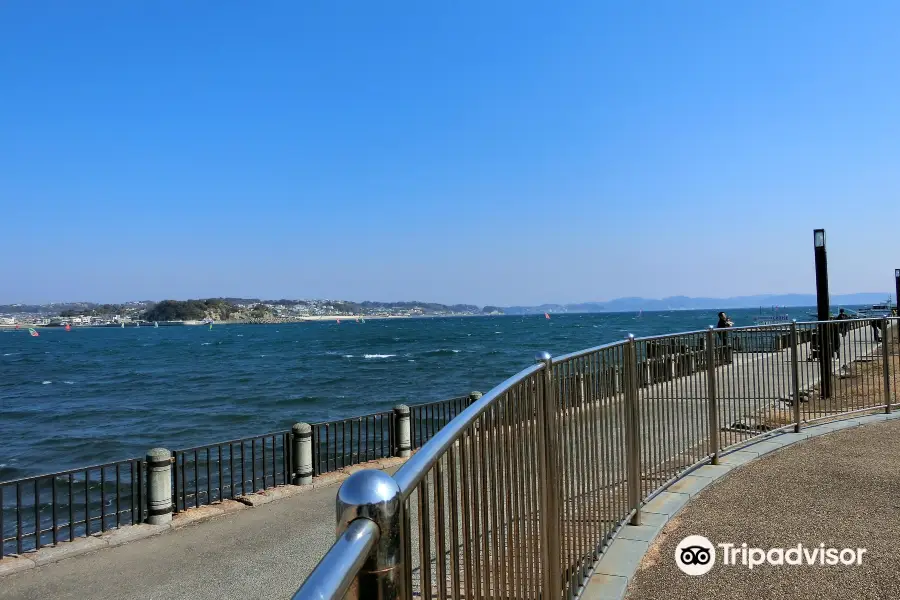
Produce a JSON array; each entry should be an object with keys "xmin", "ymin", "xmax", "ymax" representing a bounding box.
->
[
  {"xmin": 0, "ymin": 471, "xmax": 365, "ymax": 600},
  {"xmin": 624, "ymin": 417, "xmax": 900, "ymax": 600}
]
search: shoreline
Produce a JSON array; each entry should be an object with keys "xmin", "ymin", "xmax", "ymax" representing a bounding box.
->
[{"xmin": 0, "ymin": 314, "xmax": 492, "ymax": 328}]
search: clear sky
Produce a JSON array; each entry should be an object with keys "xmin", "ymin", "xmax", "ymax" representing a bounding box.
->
[{"xmin": 2, "ymin": 1, "xmax": 899, "ymax": 306}]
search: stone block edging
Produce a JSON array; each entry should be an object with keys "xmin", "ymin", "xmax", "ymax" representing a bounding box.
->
[{"xmin": 581, "ymin": 412, "xmax": 900, "ymax": 600}]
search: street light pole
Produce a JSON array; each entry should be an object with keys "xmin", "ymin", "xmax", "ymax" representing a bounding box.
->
[
  {"xmin": 814, "ymin": 229, "xmax": 832, "ymax": 398},
  {"xmin": 894, "ymin": 269, "xmax": 900, "ymax": 313}
]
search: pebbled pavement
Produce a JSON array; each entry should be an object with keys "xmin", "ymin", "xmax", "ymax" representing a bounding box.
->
[{"xmin": 626, "ymin": 418, "xmax": 900, "ymax": 600}]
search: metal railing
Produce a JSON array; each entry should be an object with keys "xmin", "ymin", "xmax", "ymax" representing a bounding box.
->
[
  {"xmin": 173, "ymin": 431, "xmax": 292, "ymax": 511},
  {"xmin": 0, "ymin": 458, "xmax": 145, "ymax": 558},
  {"xmin": 310, "ymin": 395, "xmax": 472, "ymax": 476},
  {"xmin": 295, "ymin": 317, "xmax": 899, "ymax": 600},
  {"xmin": 1, "ymin": 393, "xmax": 475, "ymax": 559}
]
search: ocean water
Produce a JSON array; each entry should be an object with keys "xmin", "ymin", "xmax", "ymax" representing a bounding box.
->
[{"xmin": 0, "ymin": 308, "xmax": 804, "ymax": 479}]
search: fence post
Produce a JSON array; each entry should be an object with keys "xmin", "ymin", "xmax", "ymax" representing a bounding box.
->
[
  {"xmin": 577, "ymin": 373, "xmax": 585, "ymax": 406},
  {"xmin": 882, "ymin": 318, "xmax": 891, "ymax": 414},
  {"xmin": 393, "ymin": 405, "xmax": 411, "ymax": 457},
  {"xmin": 705, "ymin": 328, "xmax": 720, "ymax": 465},
  {"xmin": 623, "ymin": 336, "xmax": 642, "ymax": 525},
  {"xmin": 292, "ymin": 423, "xmax": 313, "ymax": 485},
  {"xmin": 146, "ymin": 448, "xmax": 173, "ymax": 525},
  {"xmin": 335, "ymin": 470, "xmax": 405, "ymax": 600},
  {"xmin": 790, "ymin": 321, "xmax": 802, "ymax": 432},
  {"xmin": 535, "ymin": 351, "xmax": 561, "ymax": 597}
]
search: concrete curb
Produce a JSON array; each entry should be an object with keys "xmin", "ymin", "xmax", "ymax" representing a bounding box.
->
[
  {"xmin": 0, "ymin": 454, "xmax": 410, "ymax": 578},
  {"xmin": 581, "ymin": 411, "xmax": 900, "ymax": 600}
]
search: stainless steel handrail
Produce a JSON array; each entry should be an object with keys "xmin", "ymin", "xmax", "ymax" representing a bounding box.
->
[
  {"xmin": 295, "ymin": 317, "xmax": 898, "ymax": 600},
  {"xmin": 392, "ymin": 362, "xmax": 544, "ymax": 498},
  {"xmin": 291, "ymin": 519, "xmax": 379, "ymax": 600}
]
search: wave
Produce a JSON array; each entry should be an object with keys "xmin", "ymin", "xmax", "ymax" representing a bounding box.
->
[
  {"xmin": 42, "ymin": 380, "xmax": 52, "ymax": 385},
  {"xmin": 201, "ymin": 342, "xmax": 211, "ymax": 346},
  {"xmin": 63, "ymin": 381, "xmax": 74, "ymax": 385},
  {"xmin": 364, "ymin": 354, "xmax": 396, "ymax": 359},
  {"xmin": 423, "ymin": 349, "xmax": 460, "ymax": 356}
]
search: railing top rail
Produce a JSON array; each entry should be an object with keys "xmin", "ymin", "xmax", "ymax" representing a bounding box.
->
[
  {"xmin": 392, "ymin": 362, "xmax": 544, "ymax": 498},
  {"xmin": 309, "ymin": 410, "xmax": 390, "ymax": 425},
  {"xmin": 550, "ymin": 339, "xmax": 627, "ymax": 364},
  {"xmin": 173, "ymin": 430, "xmax": 290, "ymax": 453},
  {"xmin": 306, "ymin": 395, "xmax": 470, "ymax": 426},
  {"xmin": 408, "ymin": 394, "xmax": 470, "ymax": 408},
  {"xmin": 631, "ymin": 329, "xmax": 711, "ymax": 342},
  {"xmin": 0, "ymin": 456, "xmax": 143, "ymax": 487}
]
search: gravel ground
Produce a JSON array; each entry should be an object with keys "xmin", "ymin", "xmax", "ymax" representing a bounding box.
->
[{"xmin": 626, "ymin": 418, "xmax": 900, "ymax": 600}]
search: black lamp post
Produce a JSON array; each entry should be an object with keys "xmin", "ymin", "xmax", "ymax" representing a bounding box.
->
[
  {"xmin": 814, "ymin": 229, "xmax": 832, "ymax": 398},
  {"xmin": 894, "ymin": 269, "xmax": 899, "ymax": 313}
]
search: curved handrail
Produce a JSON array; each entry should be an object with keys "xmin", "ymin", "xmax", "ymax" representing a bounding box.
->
[
  {"xmin": 393, "ymin": 362, "xmax": 544, "ymax": 498},
  {"xmin": 291, "ymin": 518, "xmax": 378, "ymax": 600},
  {"xmin": 551, "ymin": 339, "xmax": 627, "ymax": 364},
  {"xmin": 295, "ymin": 317, "xmax": 898, "ymax": 600}
]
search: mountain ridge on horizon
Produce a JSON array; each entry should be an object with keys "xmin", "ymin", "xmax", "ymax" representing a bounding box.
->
[
  {"xmin": 2, "ymin": 292, "xmax": 892, "ymax": 315},
  {"xmin": 503, "ymin": 292, "xmax": 893, "ymax": 314}
]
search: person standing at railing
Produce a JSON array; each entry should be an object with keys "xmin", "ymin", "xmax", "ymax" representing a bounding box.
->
[
  {"xmin": 871, "ymin": 318, "xmax": 883, "ymax": 343},
  {"xmin": 715, "ymin": 311, "xmax": 733, "ymax": 350},
  {"xmin": 832, "ymin": 309, "xmax": 851, "ymax": 358}
]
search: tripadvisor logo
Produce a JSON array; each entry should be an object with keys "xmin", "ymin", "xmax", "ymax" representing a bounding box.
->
[{"xmin": 675, "ymin": 536, "xmax": 867, "ymax": 576}]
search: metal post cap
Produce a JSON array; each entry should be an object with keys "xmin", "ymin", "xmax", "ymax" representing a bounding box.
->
[
  {"xmin": 292, "ymin": 422, "xmax": 312, "ymax": 435},
  {"xmin": 336, "ymin": 469, "xmax": 403, "ymax": 533},
  {"xmin": 534, "ymin": 351, "xmax": 551, "ymax": 363},
  {"xmin": 393, "ymin": 404, "xmax": 410, "ymax": 415}
]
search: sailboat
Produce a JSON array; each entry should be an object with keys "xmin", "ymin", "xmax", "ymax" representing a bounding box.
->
[
  {"xmin": 154, "ymin": 321, "xmax": 159, "ymax": 328},
  {"xmin": 28, "ymin": 327, "xmax": 39, "ymax": 337},
  {"xmin": 65, "ymin": 323, "xmax": 71, "ymax": 332},
  {"xmin": 545, "ymin": 313, "xmax": 551, "ymax": 319},
  {"xmin": 120, "ymin": 322, "xmax": 125, "ymax": 328}
]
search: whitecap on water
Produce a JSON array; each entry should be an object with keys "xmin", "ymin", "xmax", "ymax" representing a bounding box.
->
[
  {"xmin": 364, "ymin": 354, "xmax": 396, "ymax": 359},
  {"xmin": 63, "ymin": 381, "xmax": 74, "ymax": 385},
  {"xmin": 343, "ymin": 354, "xmax": 354, "ymax": 358},
  {"xmin": 42, "ymin": 381, "xmax": 52, "ymax": 385},
  {"xmin": 201, "ymin": 342, "xmax": 211, "ymax": 346}
]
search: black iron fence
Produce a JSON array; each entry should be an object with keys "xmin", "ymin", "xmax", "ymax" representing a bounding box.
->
[
  {"xmin": 0, "ymin": 458, "xmax": 144, "ymax": 558},
  {"xmin": 311, "ymin": 395, "xmax": 472, "ymax": 476},
  {"xmin": 1, "ymin": 393, "xmax": 475, "ymax": 560},
  {"xmin": 172, "ymin": 432, "xmax": 291, "ymax": 512}
]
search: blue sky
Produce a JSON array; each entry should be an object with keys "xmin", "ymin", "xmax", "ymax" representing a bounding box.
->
[{"xmin": 2, "ymin": 1, "xmax": 900, "ymax": 305}]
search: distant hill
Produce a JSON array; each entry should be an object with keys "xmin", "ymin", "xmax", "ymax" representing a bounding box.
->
[{"xmin": 502, "ymin": 293, "xmax": 892, "ymax": 314}]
